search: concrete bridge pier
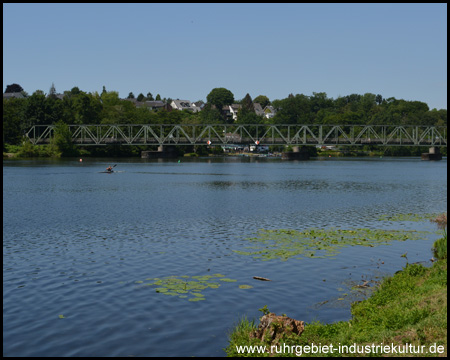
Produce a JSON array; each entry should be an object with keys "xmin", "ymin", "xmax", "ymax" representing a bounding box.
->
[
  {"xmin": 282, "ymin": 146, "xmax": 310, "ymax": 160},
  {"xmin": 421, "ymin": 147, "xmax": 442, "ymax": 160},
  {"xmin": 142, "ymin": 145, "xmax": 177, "ymax": 159}
]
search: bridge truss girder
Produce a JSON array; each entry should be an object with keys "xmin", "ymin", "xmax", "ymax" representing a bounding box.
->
[{"xmin": 25, "ymin": 124, "xmax": 447, "ymax": 147}]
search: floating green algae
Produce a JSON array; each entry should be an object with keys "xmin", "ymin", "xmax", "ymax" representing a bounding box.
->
[
  {"xmin": 238, "ymin": 284, "xmax": 253, "ymax": 289},
  {"xmin": 377, "ymin": 213, "xmax": 441, "ymax": 222},
  {"xmin": 233, "ymin": 227, "xmax": 428, "ymax": 261},
  {"xmin": 138, "ymin": 274, "xmax": 237, "ymax": 301}
]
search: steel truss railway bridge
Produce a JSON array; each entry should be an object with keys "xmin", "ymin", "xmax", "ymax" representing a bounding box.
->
[{"xmin": 26, "ymin": 124, "xmax": 447, "ymax": 148}]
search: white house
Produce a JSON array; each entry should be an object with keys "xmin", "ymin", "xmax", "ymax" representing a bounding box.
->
[
  {"xmin": 263, "ymin": 105, "xmax": 277, "ymax": 119},
  {"xmin": 170, "ymin": 100, "xmax": 201, "ymax": 112},
  {"xmin": 226, "ymin": 104, "xmax": 241, "ymax": 121},
  {"xmin": 224, "ymin": 103, "xmax": 265, "ymax": 121}
]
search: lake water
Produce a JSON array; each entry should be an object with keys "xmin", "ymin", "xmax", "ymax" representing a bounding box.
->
[{"xmin": 3, "ymin": 156, "xmax": 447, "ymax": 357}]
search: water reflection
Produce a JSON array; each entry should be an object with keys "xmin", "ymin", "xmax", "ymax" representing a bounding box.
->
[{"xmin": 199, "ymin": 179, "xmax": 394, "ymax": 192}]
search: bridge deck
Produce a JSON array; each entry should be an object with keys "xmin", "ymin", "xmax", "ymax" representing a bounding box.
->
[{"xmin": 26, "ymin": 124, "xmax": 447, "ymax": 147}]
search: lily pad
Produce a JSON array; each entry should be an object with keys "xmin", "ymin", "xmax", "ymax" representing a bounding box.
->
[
  {"xmin": 238, "ymin": 285, "xmax": 253, "ymax": 289},
  {"xmin": 233, "ymin": 227, "xmax": 428, "ymax": 262},
  {"xmin": 191, "ymin": 292, "xmax": 205, "ymax": 297},
  {"xmin": 155, "ymin": 287, "xmax": 168, "ymax": 293},
  {"xmin": 140, "ymin": 274, "xmax": 239, "ymax": 301}
]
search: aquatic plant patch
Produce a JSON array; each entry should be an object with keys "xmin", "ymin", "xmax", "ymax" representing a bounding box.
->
[
  {"xmin": 238, "ymin": 285, "xmax": 253, "ymax": 289},
  {"xmin": 233, "ymin": 227, "xmax": 428, "ymax": 261},
  {"xmin": 137, "ymin": 274, "xmax": 249, "ymax": 301}
]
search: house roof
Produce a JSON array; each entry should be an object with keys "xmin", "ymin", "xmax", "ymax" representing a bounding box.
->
[
  {"xmin": 171, "ymin": 99, "xmax": 201, "ymax": 112},
  {"xmin": 253, "ymin": 103, "xmax": 264, "ymax": 115},
  {"xmin": 171, "ymin": 100, "xmax": 192, "ymax": 108},
  {"xmin": 3, "ymin": 92, "xmax": 24, "ymax": 99},
  {"xmin": 145, "ymin": 101, "xmax": 165, "ymax": 107},
  {"xmin": 193, "ymin": 100, "xmax": 205, "ymax": 108}
]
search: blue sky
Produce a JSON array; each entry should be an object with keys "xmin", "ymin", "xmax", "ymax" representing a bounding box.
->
[{"xmin": 3, "ymin": 3, "xmax": 447, "ymax": 110}]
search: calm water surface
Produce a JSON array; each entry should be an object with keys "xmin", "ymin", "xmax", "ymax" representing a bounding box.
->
[{"xmin": 3, "ymin": 156, "xmax": 447, "ymax": 356}]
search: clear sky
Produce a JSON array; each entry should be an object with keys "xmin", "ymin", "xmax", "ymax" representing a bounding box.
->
[{"xmin": 3, "ymin": 3, "xmax": 447, "ymax": 110}]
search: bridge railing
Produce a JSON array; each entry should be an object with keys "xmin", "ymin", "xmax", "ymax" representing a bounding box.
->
[{"xmin": 25, "ymin": 124, "xmax": 447, "ymax": 147}]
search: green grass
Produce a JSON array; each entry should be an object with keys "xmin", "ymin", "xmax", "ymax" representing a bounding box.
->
[
  {"xmin": 433, "ymin": 236, "xmax": 447, "ymax": 260},
  {"xmin": 225, "ymin": 241, "xmax": 447, "ymax": 357}
]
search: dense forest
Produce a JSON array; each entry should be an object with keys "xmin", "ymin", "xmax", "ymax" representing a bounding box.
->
[{"xmin": 3, "ymin": 84, "xmax": 447, "ymax": 157}]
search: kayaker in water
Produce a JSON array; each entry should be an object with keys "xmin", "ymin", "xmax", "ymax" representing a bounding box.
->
[{"xmin": 106, "ymin": 166, "xmax": 113, "ymax": 172}]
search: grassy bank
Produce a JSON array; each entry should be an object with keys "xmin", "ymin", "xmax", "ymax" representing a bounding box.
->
[{"xmin": 225, "ymin": 229, "xmax": 447, "ymax": 357}]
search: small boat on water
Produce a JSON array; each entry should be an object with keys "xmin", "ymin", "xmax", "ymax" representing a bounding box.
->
[{"xmin": 102, "ymin": 164, "xmax": 117, "ymax": 173}]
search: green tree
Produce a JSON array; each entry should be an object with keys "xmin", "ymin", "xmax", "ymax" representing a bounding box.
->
[
  {"xmin": 50, "ymin": 120, "xmax": 78, "ymax": 156},
  {"xmin": 375, "ymin": 94, "xmax": 383, "ymax": 105},
  {"xmin": 135, "ymin": 106, "xmax": 157, "ymax": 124},
  {"xmin": 155, "ymin": 108, "xmax": 183, "ymax": 124},
  {"xmin": 253, "ymin": 95, "xmax": 270, "ymax": 108},
  {"xmin": 425, "ymin": 109, "xmax": 447, "ymax": 126},
  {"xmin": 206, "ymin": 87, "xmax": 234, "ymax": 120},
  {"xmin": 236, "ymin": 110, "xmax": 262, "ymax": 125},
  {"xmin": 117, "ymin": 100, "xmax": 138, "ymax": 123},
  {"xmin": 25, "ymin": 91, "xmax": 47, "ymax": 125},
  {"xmin": 101, "ymin": 90, "xmax": 121, "ymax": 107},
  {"xmin": 137, "ymin": 93, "xmax": 145, "ymax": 102},
  {"xmin": 101, "ymin": 97, "xmax": 136, "ymax": 124},
  {"xmin": 345, "ymin": 94, "xmax": 362, "ymax": 112},
  {"xmin": 310, "ymin": 92, "xmax": 333, "ymax": 114},
  {"xmin": 72, "ymin": 91, "xmax": 102, "ymax": 124},
  {"xmin": 127, "ymin": 92, "xmax": 135, "ymax": 99},
  {"xmin": 199, "ymin": 103, "xmax": 223, "ymax": 124},
  {"xmin": 70, "ymin": 87, "xmax": 81, "ymax": 95},
  {"xmin": 45, "ymin": 95, "xmax": 64, "ymax": 124},
  {"xmin": 237, "ymin": 93, "xmax": 263, "ymax": 124},
  {"xmin": 3, "ymin": 97, "xmax": 26, "ymax": 146},
  {"xmin": 100, "ymin": 91, "xmax": 121, "ymax": 123},
  {"xmin": 155, "ymin": 94, "xmax": 161, "ymax": 101},
  {"xmin": 241, "ymin": 93, "xmax": 254, "ymax": 113},
  {"xmin": 147, "ymin": 92, "xmax": 154, "ymax": 101},
  {"xmin": 272, "ymin": 94, "xmax": 310, "ymax": 124},
  {"xmin": 5, "ymin": 83, "xmax": 24, "ymax": 93}
]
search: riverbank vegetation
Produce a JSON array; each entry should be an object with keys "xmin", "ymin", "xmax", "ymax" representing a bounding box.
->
[
  {"xmin": 225, "ymin": 213, "xmax": 447, "ymax": 357},
  {"xmin": 3, "ymin": 84, "xmax": 447, "ymax": 158}
]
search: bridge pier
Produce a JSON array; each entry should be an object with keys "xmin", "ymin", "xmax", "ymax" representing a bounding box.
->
[
  {"xmin": 282, "ymin": 146, "xmax": 310, "ymax": 160},
  {"xmin": 141, "ymin": 145, "xmax": 177, "ymax": 159},
  {"xmin": 421, "ymin": 147, "xmax": 442, "ymax": 161}
]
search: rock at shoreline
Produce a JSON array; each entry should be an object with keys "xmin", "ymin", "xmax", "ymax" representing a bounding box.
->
[{"xmin": 250, "ymin": 313, "xmax": 304, "ymax": 346}]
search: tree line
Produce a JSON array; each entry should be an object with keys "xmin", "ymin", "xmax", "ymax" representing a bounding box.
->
[{"xmin": 3, "ymin": 84, "xmax": 447, "ymax": 154}]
